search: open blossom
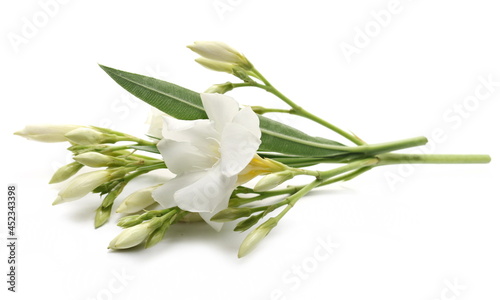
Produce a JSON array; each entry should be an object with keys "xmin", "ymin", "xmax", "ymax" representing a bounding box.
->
[{"xmin": 152, "ymin": 93, "xmax": 261, "ymax": 230}]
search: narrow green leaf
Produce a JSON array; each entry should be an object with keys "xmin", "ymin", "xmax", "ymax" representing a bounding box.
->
[
  {"xmin": 129, "ymin": 145, "xmax": 160, "ymax": 154},
  {"xmin": 100, "ymin": 65, "xmax": 348, "ymax": 156},
  {"xmin": 100, "ymin": 65, "xmax": 207, "ymax": 120}
]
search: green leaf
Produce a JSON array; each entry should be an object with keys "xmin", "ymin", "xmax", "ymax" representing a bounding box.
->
[
  {"xmin": 100, "ymin": 65, "xmax": 347, "ymax": 156},
  {"xmin": 100, "ymin": 65, "xmax": 206, "ymax": 120},
  {"xmin": 258, "ymin": 116, "xmax": 346, "ymax": 156},
  {"xmin": 129, "ymin": 145, "xmax": 160, "ymax": 154}
]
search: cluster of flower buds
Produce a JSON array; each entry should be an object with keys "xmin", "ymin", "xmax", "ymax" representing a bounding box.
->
[{"xmin": 15, "ymin": 124, "xmax": 166, "ymax": 228}]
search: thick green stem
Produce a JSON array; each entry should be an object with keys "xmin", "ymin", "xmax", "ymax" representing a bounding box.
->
[{"xmin": 376, "ymin": 153, "xmax": 491, "ymax": 165}]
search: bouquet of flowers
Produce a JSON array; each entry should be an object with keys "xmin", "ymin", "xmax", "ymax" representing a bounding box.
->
[{"xmin": 15, "ymin": 42, "xmax": 490, "ymax": 257}]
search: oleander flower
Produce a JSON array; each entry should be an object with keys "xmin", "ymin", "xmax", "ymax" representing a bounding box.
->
[{"xmin": 152, "ymin": 93, "xmax": 261, "ymax": 230}]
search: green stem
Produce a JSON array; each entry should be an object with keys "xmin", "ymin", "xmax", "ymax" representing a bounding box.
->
[
  {"xmin": 251, "ymin": 106, "xmax": 292, "ymax": 114},
  {"xmin": 123, "ymin": 162, "xmax": 167, "ymax": 182},
  {"xmin": 376, "ymin": 153, "xmax": 491, "ymax": 165},
  {"xmin": 246, "ymin": 68, "xmax": 366, "ymax": 146}
]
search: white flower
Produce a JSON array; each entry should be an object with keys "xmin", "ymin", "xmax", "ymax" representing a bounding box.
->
[
  {"xmin": 14, "ymin": 124, "xmax": 80, "ymax": 143},
  {"xmin": 116, "ymin": 185, "xmax": 160, "ymax": 214},
  {"xmin": 146, "ymin": 107, "xmax": 167, "ymax": 139},
  {"xmin": 52, "ymin": 170, "xmax": 111, "ymax": 205},
  {"xmin": 108, "ymin": 223, "xmax": 151, "ymax": 250},
  {"xmin": 152, "ymin": 93, "xmax": 261, "ymax": 231}
]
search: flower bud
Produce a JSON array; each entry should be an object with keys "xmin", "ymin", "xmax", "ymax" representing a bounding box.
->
[
  {"xmin": 254, "ymin": 171, "xmax": 294, "ymax": 192},
  {"xmin": 195, "ymin": 57, "xmax": 235, "ymax": 74},
  {"xmin": 73, "ymin": 152, "xmax": 115, "ymax": 168},
  {"xmin": 108, "ymin": 222, "xmax": 151, "ymax": 250},
  {"xmin": 94, "ymin": 205, "xmax": 112, "ymax": 229},
  {"xmin": 52, "ymin": 170, "xmax": 111, "ymax": 205},
  {"xmin": 237, "ymin": 155, "xmax": 289, "ymax": 185},
  {"xmin": 188, "ymin": 41, "xmax": 252, "ymax": 69},
  {"xmin": 14, "ymin": 124, "xmax": 80, "ymax": 143},
  {"xmin": 116, "ymin": 185, "xmax": 160, "ymax": 214},
  {"xmin": 49, "ymin": 161, "xmax": 84, "ymax": 184},
  {"xmin": 211, "ymin": 207, "xmax": 254, "ymax": 222},
  {"xmin": 144, "ymin": 225, "xmax": 169, "ymax": 249},
  {"xmin": 204, "ymin": 82, "xmax": 234, "ymax": 94},
  {"xmin": 238, "ymin": 218, "xmax": 277, "ymax": 258},
  {"xmin": 65, "ymin": 128, "xmax": 110, "ymax": 145}
]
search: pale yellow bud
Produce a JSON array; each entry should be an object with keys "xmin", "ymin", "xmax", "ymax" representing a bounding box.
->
[
  {"xmin": 14, "ymin": 124, "xmax": 80, "ymax": 143},
  {"xmin": 195, "ymin": 57, "xmax": 235, "ymax": 74},
  {"xmin": 116, "ymin": 185, "xmax": 160, "ymax": 214},
  {"xmin": 52, "ymin": 170, "xmax": 110, "ymax": 205},
  {"xmin": 238, "ymin": 219, "xmax": 277, "ymax": 258},
  {"xmin": 65, "ymin": 128, "xmax": 108, "ymax": 145},
  {"xmin": 108, "ymin": 223, "xmax": 151, "ymax": 250},
  {"xmin": 188, "ymin": 41, "xmax": 252, "ymax": 69},
  {"xmin": 204, "ymin": 82, "xmax": 234, "ymax": 94},
  {"xmin": 254, "ymin": 171, "xmax": 294, "ymax": 192},
  {"xmin": 237, "ymin": 155, "xmax": 288, "ymax": 185},
  {"xmin": 73, "ymin": 152, "xmax": 114, "ymax": 168}
]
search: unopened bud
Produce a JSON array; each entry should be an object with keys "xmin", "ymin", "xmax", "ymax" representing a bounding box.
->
[
  {"xmin": 211, "ymin": 207, "xmax": 254, "ymax": 222},
  {"xmin": 204, "ymin": 82, "xmax": 234, "ymax": 94},
  {"xmin": 52, "ymin": 170, "xmax": 111, "ymax": 205},
  {"xmin": 65, "ymin": 128, "xmax": 113, "ymax": 145},
  {"xmin": 188, "ymin": 41, "xmax": 252, "ymax": 69},
  {"xmin": 73, "ymin": 152, "xmax": 116, "ymax": 168},
  {"xmin": 254, "ymin": 171, "xmax": 294, "ymax": 192},
  {"xmin": 49, "ymin": 161, "xmax": 84, "ymax": 184},
  {"xmin": 15, "ymin": 124, "xmax": 80, "ymax": 143},
  {"xmin": 94, "ymin": 205, "xmax": 112, "ymax": 228},
  {"xmin": 108, "ymin": 222, "xmax": 151, "ymax": 250},
  {"xmin": 238, "ymin": 155, "xmax": 289, "ymax": 185},
  {"xmin": 238, "ymin": 218, "xmax": 277, "ymax": 258},
  {"xmin": 195, "ymin": 57, "xmax": 235, "ymax": 74},
  {"xmin": 116, "ymin": 185, "xmax": 160, "ymax": 214}
]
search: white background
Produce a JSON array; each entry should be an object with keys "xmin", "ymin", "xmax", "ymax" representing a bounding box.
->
[{"xmin": 1, "ymin": 0, "xmax": 500, "ymax": 299}]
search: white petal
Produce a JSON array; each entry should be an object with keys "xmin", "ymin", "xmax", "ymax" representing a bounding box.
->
[
  {"xmin": 219, "ymin": 123, "xmax": 261, "ymax": 177},
  {"xmin": 199, "ymin": 196, "xmax": 230, "ymax": 232},
  {"xmin": 157, "ymin": 139, "xmax": 217, "ymax": 174},
  {"xmin": 161, "ymin": 116, "xmax": 220, "ymax": 156},
  {"xmin": 146, "ymin": 108, "xmax": 167, "ymax": 138},
  {"xmin": 152, "ymin": 172, "xmax": 206, "ymax": 209},
  {"xmin": 174, "ymin": 165, "xmax": 236, "ymax": 213},
  {"xmin": 232, "ymin": 106, "xmax": 261, "ymax": 139},
  {"xmin": 201, "ymin": 93, "xmax": 240, "ymax": 132}
]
